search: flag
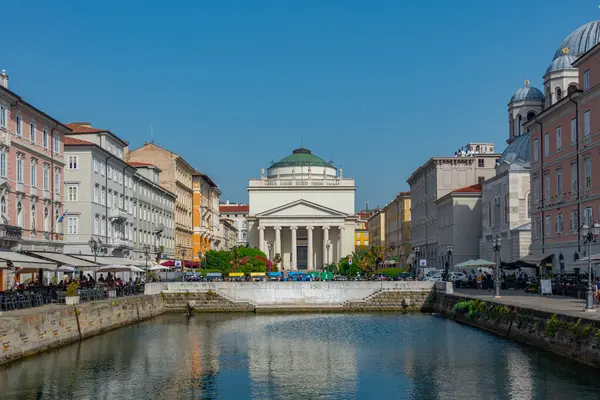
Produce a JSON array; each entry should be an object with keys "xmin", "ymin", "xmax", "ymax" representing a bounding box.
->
[{"xmin": 57, "ymin": 209, "xmax": 67, "ymax": 223}]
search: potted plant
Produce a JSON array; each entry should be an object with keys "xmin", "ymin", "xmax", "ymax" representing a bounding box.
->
[{"xmin": 65, "ymin": 281, "xmax": 80, "ymax": 305}]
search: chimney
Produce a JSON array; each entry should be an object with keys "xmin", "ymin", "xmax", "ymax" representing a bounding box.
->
[
  {"xmin": 0, "ymin": 70, "xmax": 8, "ymax": 89},
  {"xmin": 70, "ymin": 122, "xmax": 92, "ymax": 128}
]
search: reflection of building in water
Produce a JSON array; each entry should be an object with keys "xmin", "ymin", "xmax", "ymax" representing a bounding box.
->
[
  {"xmin": 505, "ymin": 347, "xmax": 533, "ymax": 399},
  {"xmin": 244, "ymin": 317, "xmax": 358, "ymax": 396}
]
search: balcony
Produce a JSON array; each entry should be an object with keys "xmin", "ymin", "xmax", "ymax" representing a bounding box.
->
[
  {"xmin": 16, "ymin": 183, "xmax": 24, "ymax": 193},
  {"xmin": 30, "ymin": 187, "xmax": 37, "ymax": 197},
  {"xmin": 109, "ymin": 208, "xmax": 128, "ymax": 222},
  {"xmin": 53, "ymin": 192, "xmax": 61, "ymax": 203},
  {"xmin": 111, "ymin": 237, "xmax": 132, "ymax": 248},
  {"xmin": 0, "ymin": 225, "xmax": 22, "ymax": 241},
  {"xmin": 154, "ymin": 223, "xmax": 165, "ymax": 234}
]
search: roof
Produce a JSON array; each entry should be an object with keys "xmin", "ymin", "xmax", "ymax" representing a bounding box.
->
[
  {"xmin": 497, "ymin": 133, "xmax": 531, "ymax": 166},
  {"xmin": 397, "ymin": 191, "xmax": 411, "ymax": 197},
  {"xmin": 545, "ymin": 54, "xmax": 577, "ymax": 75},
  {"xmin": 64, "ymin": 137, "xmax": 94, "ymax": 146},
  {"xmin": 553, "ymin": 20, "xmax": 600, "ymax": 60},
  {"xmin": 270, "ymin": 148, "xmax": 335, "ymax": 169},
  {"xmin": 0, "ymin": 85, "xmax": 71, "ymax": 131},
  {"xmin": 193, "ymin": 171, "xmax": 218, "ymax": 188},
  {"xmin": 129, "ymin": 161, "xmax": 161, "ymax": 170},
  {"xmin": 66, "ymin": 122, "xmax": 128, "ymax": 146},
  {"xmin": 407, "ymin": 154, "xmax": 499, "ymax": 184},
  {"xmin": 451, "ymin": 184, "xmax": 482, "ymax": 194},
  {"xmin": 509, "ymin": 85, "xmax": 545, "ymax": 103},
  {"xmin": 220, "ymin": 204, "xmax": 249, "ymax": 213}
]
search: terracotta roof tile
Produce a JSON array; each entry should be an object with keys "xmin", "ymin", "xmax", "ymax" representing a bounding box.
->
[
  {"xmin": 66, "ymin": 123, "xmax": 106, "ymax": 133},
  {"xmin": 129, "ymin": 161, "xmax": 157, "ymax": 168},
  {"xmin": 220, "ymin": 205, "xmax": 249, "ymax": 213},
  {"xmin": 64, "ymin": 137, "xmax": 95, "ymax": 146},
  {"xmin": 451, "ymin": 184, "xmax": 482, "ymax": 194}
]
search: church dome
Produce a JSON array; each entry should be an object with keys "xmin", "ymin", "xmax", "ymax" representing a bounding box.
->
[
  {"xmin": 545, "ymin": 54, "xmax": 577, "ymax": 75},
  {"xmin": 497, "ymin": 132, "xmax": 531, "ymax": 165},
  {"xmin": 553, "ymin": 20, "xmax": 600, "ymax": 60},
  {"xmin": 509, "ymin": 85, "xmax": 545, "ymax": 103},
  {"xmin": 270, "ymin": 148, "xmax": 335, "ymax": 169}
]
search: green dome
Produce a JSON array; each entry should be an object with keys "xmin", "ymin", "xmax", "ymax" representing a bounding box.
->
[{"xmin": 270, "ymin": 148, "xmax": 335, "ymax": 169}]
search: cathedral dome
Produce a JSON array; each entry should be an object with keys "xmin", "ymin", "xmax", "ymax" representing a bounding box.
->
[
  {"xmin": 509, "ymin": 85, "xmax": 545, "ymax": 103},
  {"xmin": 267, "ymin": 148, "xmax": 337, "ymax": 179},
  {"xmin": 497, "ymin": 132, "xmax": 531, "ymax": 165},
  {"xmin": 270, "ymin": 148, "xmax": 334, "ymax": 169},
  {"xmin": 553, "ymin": 20, "xmax": 600, "ymax": 60}
]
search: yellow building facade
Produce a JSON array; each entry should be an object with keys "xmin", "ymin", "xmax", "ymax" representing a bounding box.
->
[
  {"xmin": 383, "ymin": 192, "xmax": 411, "ymax": 267},
  {"xmin": 354, "ymin": 211, "xmax": 372, "ymax": 250},
  {"xmin": 192, "ymin": 172, "xmax": 220, "ymax": 260}
]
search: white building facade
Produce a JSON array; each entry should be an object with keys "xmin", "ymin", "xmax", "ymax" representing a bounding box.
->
[
  {"xmin": 247, "ymin": 148, "xmax": 356, "ymax": 270},
  {"xmin": 220, "ymin": 201, "xmax": 249, "ymax": 246}
]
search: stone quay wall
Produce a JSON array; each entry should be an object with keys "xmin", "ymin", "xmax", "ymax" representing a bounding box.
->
[
  {"xmin": 0, "ymin": 294, "xmax": 164, "ymax": 365},
  {"xmin": 434, "ymin": 294, "xmax": 600, "ymax": 368}
]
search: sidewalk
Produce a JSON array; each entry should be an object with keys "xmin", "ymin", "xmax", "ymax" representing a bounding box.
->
[{"xmin": 454, "ymin": 288, "xmax": 600, "ymax": 321}]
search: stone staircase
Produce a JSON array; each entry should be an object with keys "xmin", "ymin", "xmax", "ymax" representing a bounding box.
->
[
  {"xmin": 162, "ymin": 291, "xmax": 255, "ymax": 312},
  {"xmin": 343, "ymin": 289, "xmax": 431, "ymax": 311}
]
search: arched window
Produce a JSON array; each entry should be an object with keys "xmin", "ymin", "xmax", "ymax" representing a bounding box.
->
[
  {"xmin": 527, "ymin": 111, "xmax": 536, "ymax": 121},
  {"xmin": 518, "ymin": 115, "xmax": 523, "ymax": 136},
  {"xmin": 0, "ymin": 197, "xmax": 6, "ymax": 224},
  {"xmin": 31, "ymin": 204, "xmax": 36, "ymax": 232},
  {"xmin": 568, "ymin": 84, "xmax": 577, "ymax": 95},
  {"xmin": 556, "ymin": 87, "xmax": 562, "ymax": 101},
  {"xmin": 17, "ymin": 202, "xmax": 23, "ymax": 227},
  {"xmin": 44, "ymin": 207, "xmax": 49, "ymax": 232}
]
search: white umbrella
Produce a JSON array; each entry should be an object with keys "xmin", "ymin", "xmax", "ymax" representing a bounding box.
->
[
  {"xmin": 98, "ymin": 264, "xmax": 144, "ymax": 273},
  {"xmin": 148, "ymin": 265, "xmax": 171, "ymax": 271},
  {"xmin": 56, "ymin": 265, "xmax": 76, "ymax": 273}
]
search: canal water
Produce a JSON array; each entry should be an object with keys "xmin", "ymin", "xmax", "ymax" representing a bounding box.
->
[{"xmin": 1, "ymin": 313, "xmax": 598, "ymax": 399}]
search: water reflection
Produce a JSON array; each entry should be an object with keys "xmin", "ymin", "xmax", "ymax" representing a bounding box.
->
[{"xmin": 1, "ymin": 313, "xmax": 599, "ymax": 399}]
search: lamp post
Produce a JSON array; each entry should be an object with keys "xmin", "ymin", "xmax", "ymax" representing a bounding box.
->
[
  {"xmin": 414, "ymin": 246, "xmax": 421, "ymax": 279},
  {"xmin": 445, "ymin": 245, "xmax": 453, "ymax": 282},
  {"xmin": 180, "ymin": 247, "xmax": 186, "ymax": 282},
  {"xmin": 581, "ymin": 223, "xmax": 600, "ymax": 311},
  {"xmin": 325, "ymin": 240, "xmax": 331, "ymax": 267},
  {"xmin": 142, "ymin": 244, "xmax": 151, "ymax": 274},
  {"xmin": 88, "ymin": 238, "xmax": 103, "ymax": 264},
  {"xmin": 493, "ymin": 236, "xmax": 502, "ymax": 298},
  {"xmin": 267, "ymin": 242, "xmax": 273, "ymax": 260}
]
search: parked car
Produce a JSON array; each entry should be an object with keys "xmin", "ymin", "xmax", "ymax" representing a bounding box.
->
[
  {"xmin": 449, "ymin": 272, "xmax": 468, "ymax": 282},
  {"xmin": 424, "ymin": 272, "xmax": 443, "ymax": 282}
]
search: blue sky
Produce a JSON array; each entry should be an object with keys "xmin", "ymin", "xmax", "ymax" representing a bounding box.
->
[{"xmin": 1, "ymin": 1, "xmax": 597, "ymax": 209}]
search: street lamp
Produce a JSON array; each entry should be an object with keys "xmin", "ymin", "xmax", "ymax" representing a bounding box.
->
[
  {"xmin": 180, "ymin": 247, "xmax": 187, "ymax": 282},
  {"xmin": 493, "ymin": 236, "xmax": 502, "ymax": 298},
  {"xmin": 325, "ymin": 240, "xmax": 332, "ymax": 267},
  {"xmin": 581, "ymin": 223, "xmax": 600, "ymax": 311},
  {"xmin": 142, "ymin": 244, "xmax": 151, "ymax": 273},
  {"xmin": 88, "ymin": 238, "xmax": 103, "ymax": 264},
  {"xmin": 414, "ymin": 246, "xmax": 421, "ymax": 278},
  {"xmin": 445, "ymin": 245, "xmax": 453, "ymax": 282}
]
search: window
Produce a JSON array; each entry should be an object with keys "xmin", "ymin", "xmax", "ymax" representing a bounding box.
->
[
  {"xmin": 364, "ymin": 240, "xmax": 369, "ymax": 246},
  {"xmin": 67, "ymin": 185, "xmax": 78, "ymax": 202},
  {"xmin": 571, "ymin": 162, "xmax": 577, "ymax": 193},
  {"xmin": 16, "ymin": 115, "xmax": 22, "ymax": 136},
  {"xmin": 504, "ymin": 194, "xmax": 509, "ymax": 224},
  {"xmin": 107, "ymin": 166, "xmax": 112, "ymax": 180},
  {"xmin": 93, "ymin": 158, "xmax": 98, "ymax": 173},
  {"xmin": 68, "ymin": 156, "xmax": 78, "ymax": 170},
  {"xmin": 0, "ymin": 150, "xmax": 6, "ymax": 177},
  {"xmin": 94, "ymin": 216, "xmax": 99, "ymax": 235},
  {"xmin": 30, "ymin": 121, "xmax": 35, "ymax": 142},
  {"xmin": 101, "ymin": 187, "xmax": 106, "ymax": 205},
  {"xmin": 556, "ymin": 87, "xmax": 562, "ymax": 101},
  {"xmin": 545, "ymin": 215, "xmax": 551, "ymax": 236},
  {"xmin": 356, "ymin": 240, "xmax": 360, "ymax": 246},
  {"xmin": 55, "ymin": 210, "xmax": 61, "ymax": 234},
  {"xmin": 478, "ymin": 159, "xmax": 484, "ymax": 167},
  {"xmin": 556, "ymin": 168, "xmax": 563, "ymax": 197},
  {"xmin": 570, "ymin": 210, "xmax": 578, "ymax": 233},
  {"xmin": 43, "ymin": 129, "xmax": 48, "ymax": 148},
  {"xmin": 0, "ymin": 105, "xmax": 6, "ymax": 127},
  {"xmin": 100, "ymin": 161, "xmax": 105, "ymax": 176},
  {"xmin": 93, "ymin": 185, "xmax": 99, "ymax": 203},
  {"xmin": 31, "ymin": 204, "xmax": 36, "ymax": 232},
  {"xmin": 44, "ymin": 207, "xmax": 49, "ymax": 232},
  {"xmin": 584, "ymin": 158, "xmax": 592, "ymax": 189},
  {"xmin": 101, "ymin": 217, "xmax": 106, "ymax": 236},
  {"xmin": 67, "ymin": 216, "xmax": 79, "ymax": 234},
  {"xmin": 544, "ymin": 173, "xmax": 550, "ymax": 200},
  {"xmin": 584, "ymin": 110, "xmax": 590, "ymax": 136},
  {"xmin": 570, "ymin": 118, "xmax": 577, "ymax": 143},
  {"xmin": 584, "ymin": 207, "xmax": 593, "ymax": 226},
  {"xmin": 16, "ymin": 158, "xmax": 23, "ymax": 183},
  {"xmin": 54, "ymin": 169, "xmax": 60, "ymax": 194},
  {"xmin": 30, "ymin": 162, "xmax": 37, "ymax": 188},
  {"xmin": 53, "ymin": 135, "xmax": 59, "ymax": 154},
  {"xmin": 118, "ymin": 172, "xmax": 123, "ymax": 184},
  {"xmin": 16, "ymin": 202, "xmax": 23, "ymax": 227},
  {"xmin": 556, "ymin": 127, "xmax": 562, "ymax": 151},
  {"xmin": 556, "ymin": 214, "xmax": 564, "ymax": 234},
  {"xmin": 533, "ymin": 139, "xmax": 539, "ymax": 162},
  {"xmin": 543, "ymin": 133, "xmax": 549, "ymax": 157},
  {"xmin": 43, "ymin": 165, "xmax": 49, "ymax": 190},
  {"xmin": 584, "ymin": 69, "xmax": 590, "ymax": 90}
]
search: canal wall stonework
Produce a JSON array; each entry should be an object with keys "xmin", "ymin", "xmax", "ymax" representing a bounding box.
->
[
  {"xmin": 434, "ymin": 294, "xmax": 600, "ymax": 368},
  {"xmin": 0, "ymin": 294, "xmax": 164, "ymax": 365}
]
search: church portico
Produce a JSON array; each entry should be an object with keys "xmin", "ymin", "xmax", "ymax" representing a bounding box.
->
[{"xmin": 247, "ymin": 148, "xmax": 356, "ymax": 271}]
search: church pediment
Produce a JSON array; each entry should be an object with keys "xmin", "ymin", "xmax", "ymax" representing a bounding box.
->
[{"xmin": 257, "ymin": 200, "xmax": 347, "ymax": 218}]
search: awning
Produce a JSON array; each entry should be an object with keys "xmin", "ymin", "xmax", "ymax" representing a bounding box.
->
[
  {"xmin": 29, "ymin": 252, "xmax": 99, "ymax": 268},
  {"xmin": 576, "ymin": 253, "xmax": 600, "ymax": 262},
  {"xmin": 455, "ymin": 259, "xmax": 495, "ymax": 268},
  {"xmin": 0, "ymin": 251, "xmax": 57, "ymax": 270},
  {"xmin": 68, "ymin": 255, "xmax": 147, "ymax": 267},
  {"xmin": 518, "ymin": 254, "xmax": 553, "ymax": 266}
]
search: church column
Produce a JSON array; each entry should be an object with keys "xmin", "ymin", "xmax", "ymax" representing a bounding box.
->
[
  {"xmin": 322, "ymin": 226, "xmax": 330, "ymax": 267},
  {"xmin": 274, "ymin": 226, "xmax": 282, "ymax": 257},
  {"xmin": 258, "ymin": 226, "xmax": 265, "ymax": 253},
  {"xmin": 307, "ymin": 226, "xmax": 314, "ymax": 271},
  {"xmin": 339, "ymin": 225, "xmax": 345, "ymax": 260},
  {"xmin": 290, "ymin": 226, "xmax": 298, "ymax": 270}
]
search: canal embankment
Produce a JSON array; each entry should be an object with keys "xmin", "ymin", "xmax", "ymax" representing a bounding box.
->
[{"xmin": 435, "ymin": 293, "xmax": 600, "ymax": 368}]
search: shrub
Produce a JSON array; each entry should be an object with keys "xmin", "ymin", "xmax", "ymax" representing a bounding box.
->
[
  {"xmin": 545, "ymin": 314, "xmax": 561, "ymax": 337},
  {"xmin": 376, "ymin": 268, "xmax": 406, "ymax": 276},
  {"xmin": 66, "ymin": 282, "xmax": 79, "ymax": 297}
]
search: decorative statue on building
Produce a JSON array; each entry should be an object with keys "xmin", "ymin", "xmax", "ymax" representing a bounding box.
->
[
  {"xmin": 292, "ymin": 167, "xmax": 295, "ymax": 180},
  {"xmin": 308, "ymin": 167, "xmax": 312, "ymax": 180},
  {"xmin": 260, "ymin": 168, "xmax": 265, "ymax": 179},
  {"xmin": 339, "ymin": 168, "xmax": 343, "ymax": 178},
  {"xmin": 323, "ymin": 168, "xmax": 326, "ymax": 179},
  {"xmin": 276, "ymin": 170, "xmax": 280, "ymax": 180}
]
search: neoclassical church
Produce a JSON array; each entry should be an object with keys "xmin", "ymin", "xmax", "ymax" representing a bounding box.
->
[{"xmin": 247, "ymin": 148, "xmax": 356, "ymax": 270}]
